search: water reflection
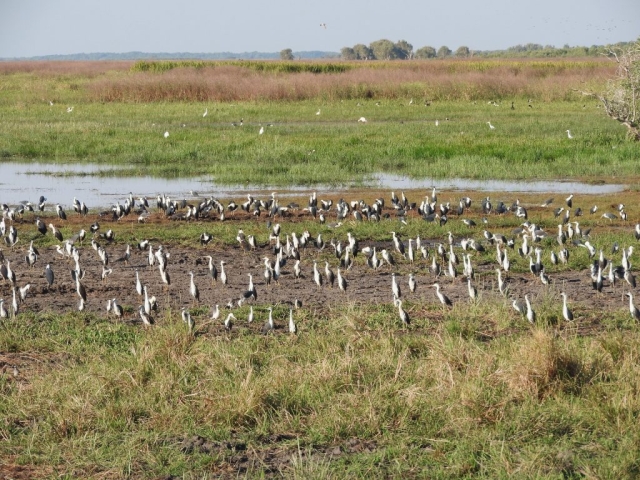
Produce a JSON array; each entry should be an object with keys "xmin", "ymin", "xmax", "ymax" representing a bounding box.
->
[{"xmin": 0, "ymin": 162, "xmax": 626, "ymax": 209}]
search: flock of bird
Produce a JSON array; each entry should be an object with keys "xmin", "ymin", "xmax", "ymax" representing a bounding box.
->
[{"xmin": 1, "ymin": 186, "xmax": 639, "ymax": 336}]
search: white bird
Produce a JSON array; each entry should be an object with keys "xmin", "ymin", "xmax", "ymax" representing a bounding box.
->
[
  {"xmin": 358, "ymin": 117, "xmax": 367, "ymax": 123},
  {"xmin": 435, "ymin": 119, "xmax": 439, "ymax": 126},
  {"xmin": 487, "ymin": 121, "xmax": 495, "ymax": 130},
  {"xmin": 566, "ymin": 129, "xmax": 574, "ymax": 139},
  {"xmin": 259, "ymin": 126, "xmax": 264, "ymax": 135},
  {"xmin": 203, "ymin": 108, "xmax": 208, "ymax": 117},
  {"xmin": 224, "ymin": 313, "xmax": 235, "ymax": 331},
  {"xmin": 164, "ymin": 131, "xmax": 169, "ymax": 138},
  {"xmin": 288, "ymin": 309, "xmax": 297, "ymax": 334},
  {"xmin": 211, "ymin": 304, "xmax": 220, "ymax": 320},
  {"xmin": 560, "ymin": 292, "xmax": 573, "ymax": 321},
  {"xmin": 316, "ymin": 109, "xmax": 321, "ymax": 115},
  {"xmin": 525, "ymin": 294, "xmax": 536, "ymax": 324},
  {"xmin": 66, "ymin": 106, "xmax": 73, "ymax": 113}
]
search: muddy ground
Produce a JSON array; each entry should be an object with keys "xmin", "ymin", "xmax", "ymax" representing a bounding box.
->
[{"xmin": 0, "ymin": 205, "xmax": 632, "ymax": 334}]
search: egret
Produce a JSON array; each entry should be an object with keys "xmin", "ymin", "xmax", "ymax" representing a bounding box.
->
[
  {"xmin": 164, "ymin": 131, "xmax": 169, "ymax": 138},
  {"xmin": 408, "ymin": 273, "xmax": 416, "ymax": 294},
  {"xmin": 189, "ymin": 271, "xmax": 199, "ymax": 303},
  {"xmin": 224, "ymin": 313, "xmax": 235, "ymax": 331},
  {"xmin": 337, "ymin": 268, "xmax": 348, "ymax": 293},
  {"xmin": 391, "ymin": 273, "xmax": 401, "ymax": 300},
  {"xmin": 259, "ymin": 126, "xmax": 264, "ymax": 135},
  {"xmin": 525, "ymin": 294, "xmax": 536, "ymax": 324},
  {"xmin": 358, "ymin": 117, "xmax": 367, "ymax": 123},
  {"xmin": 288, "ymin": 309, "xmax": 297, "ymax": 334},
  {"xmin": 139, "ymin": 306, "xmax": 153, "ymax": 326},
  {"xmin": 566, "ymin": 130, "xmax": 574, "ymax": 139},
  {"xmin": 487, "ymin": 121, "xmax": 495, "ymax": 130},
  {"xmin": 181, "ymin": 308, "xmax": 195, "ymax": 333},
  {"xmin": 262, "ymin": 307, "xmax": 275, "ymax": 334},
  {"xmin": 203, "ymin": 108, "xmax": 208, "ymax": 117}
]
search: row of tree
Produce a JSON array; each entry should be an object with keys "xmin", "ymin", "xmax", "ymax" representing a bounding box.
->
[{"xmin": 338, "ymin": 39, "xmax": 635, "ymax": 60}]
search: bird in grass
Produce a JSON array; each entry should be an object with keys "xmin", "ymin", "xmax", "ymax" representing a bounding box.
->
[
  {"xmin": 181, "ymin": 307, "xmax": 195, "ymax": 333},
  {"xmin": 525, "ymin": 294, "xmax": 536, "ymax": 324},
  {"xmin": 433, "ymin": 283, "xmax": 452, "ymax": 308},
  {"xmin": 566, "ymin": 129, "xmax": 574, "ymax": 139},
  {"xmin": 487, "ymin": 121, "xmax": 495, "ymax": 130},
  {"xmin": 189, "ymin": 271, "xmax": 200, "ymax": 303},
  {"xmin": 138, "ymin": 305, "xmax": 153, "ymax": 326},
  {"xmin": 259, "ymin": 126, "xmax": 264, "ymax": 135},
  {"xmin": 397, "ymin": 299, "xmax": 410, "ymax": 326},
  {"xmin": 164, "ymin": 131, "xmax": 169, "ymax": 138},
  {"xmin": 224, "ymin": 313, "xmax": 235, "ymax": 331},
  {"xmin": 560, "ymin": 292, "xmax": 573, "ymax": 321},
  {"xmin": 203, "ymin": 108, "xmax": 208, "ymax": 117},
  {"xmin": 288, "ymin": 309, "xmax": 297, "ymax": 334},
  {"xmin": 358, "ymin": 117, "xmax": 367, "ymax": 123},
  {"xmin": 626, "ymin": 293, "xmax": 640, "ymax": 321},
  {"xmin": 262, "ymin": 307, "xmax": 275, "ymax": 334}
]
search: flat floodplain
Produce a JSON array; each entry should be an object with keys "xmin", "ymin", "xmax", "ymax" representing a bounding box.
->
[{"xmin": 1, "ymin": 59, "xmax": 640, "ymax": 479}]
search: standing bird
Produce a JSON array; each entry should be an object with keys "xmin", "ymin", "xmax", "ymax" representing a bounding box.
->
[
  {"xmin": 139, "ymin": 305, "xmax": 153, "ymax": 326},
  {"xmin": 189, "ymin": 271, "xmax": 199, "ymax": 303},
  {"xmin": 525, "ymin": 294, "xmax": 536, "ymax": 324},
  {"xmin": 566, "ymin": 130, "xmax": 574, "ymax": 139},
  {"xmin": 181, "ymin": 308, "xmax": 195, "ymax": 333},
  {"xmin": 220, "ymin": 260, "xmax": 228, "ymax": 286},
  {"xmin": 224, "ymin": 313, "xmax": 236, "ymax": 331},
  {"xmin": 288, "ymin": 309, "xmax": 297, "ymax": 334},
  {"xmin": 397, "ymin": 300, "xmax": 410, "ymax": 326},
  {"xmin": 391, "ymin": 273, "xmax": 401, "ymax": 301},
  {"xmin": 408, "ymin": 273, "xmax": 416, "ymax": 294},
  {"xmin": 262, "ymin": 307, "xmax": 275, "ymax": 334},
  {"xmin": 313, "ymin": 261, "xmax": 323, "ymax": 288},
  {"xmin": 626, "ymin": 293, "xmax": 640, "ymax": 321},
  {"xmin": 44, "ymin": 264, "xmax": 54, "ymax": 290},
  {"xmin": 337, "ymin": 268, "xmax": 348, "ymax": 293},
  {"xmin": 560, "ymin": 292, "xmax": 574, "ymax": 321},
  {"xmin": 433, "ymin": 283, "xmax": 452, "ymax": 308},
  {"xmin": 487, "ymin": 121, "xmax": 495, "ymax": 130}
]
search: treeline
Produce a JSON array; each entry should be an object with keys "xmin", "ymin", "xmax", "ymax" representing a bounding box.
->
[{"xmin": 341, "ymin": 39, "xmax": 637, "ymax": 60}]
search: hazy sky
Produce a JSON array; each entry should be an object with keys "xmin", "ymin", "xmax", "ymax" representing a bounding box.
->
[{"xmin": 0, "ymin": 0, "xmax": 637, "ymax": 58}]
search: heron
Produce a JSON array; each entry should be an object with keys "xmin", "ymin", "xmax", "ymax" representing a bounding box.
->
[
  {"xmin": 487, "ymin": 121, "xmax": 495, "ymax": 130},
  {"xmin": 224, "ymin": 313, "xmax": 235, "ymax": 331},
  {"xmin": 560, "ymin": 292, "xmax": 573, "ymax": 321},
  {"xmin": 262, "ymin": 307, "xmax": 275, "ymax": 334},
  {"xmin": 75, "ymin": 275, "xmax": 87, "ymax": 303},
  {"xmin": 111, "ymin": 298, "xmax": 123, "ymax": 318},
  {"xmin": 324, "ymin": 261, "xmax": 335, "ymax": 287},
  {"xmin": 189, "ymin": 271, "xmax": 200, "ymax": 303},
  {"xmin": 55, "ymin": 204, "xmax": 67, "ymax": 220},
  {"xmin": 259, "ymin": 126, "xmax": 264, "ymax": 135},
  {"xmin": 164, "ymin": 131, "xmax": 169, "ymax": 138},
  {"xmin": 525, "ymin": 294, "xmax": 536, "ymax": 324},
  {"xmin": 35, "ymin": 218, "xmax": 46, "ymax": 235},
  {"xmin": 336, "ymin": 268, "xmax": 348, "ymax": 293},
  {"xmin": 44, "ymin": 264, "xmax": 54, "ymax": 289},
  {"xmin": 391, "ymin": 273, "xmax": 401, "ymax": 301},
  {"xmin": 566, "ymin": 130, "xmax": 574, "ymax": 139},
  {"xmin": 626, "ymin": 293, "xmax": 640, "ymax": 321},
  {"xmin": 358, "ymin": 117, "xmax": 367, "ymax": 123},
  {"xmin": 18, "ymin": 284, "xmax": 30, "ymax": 303},
  {"xmin": 203, "ymin": 108, "xmax": 208, "ymax": 117},
  {"xmin": 0, "ymin": 299, "xmax": 6, "ymax": 319},
  {"xmin": 11, "ymin": 289, "xmax": 18, "ymax": 318},
  {"xmin": 288, "ymin": 309, "xmax": 297, "ymax": 334},
  {"xmin": 247, "ymin": 306, "xmax": 254, "ymax": 323},
  {"xmin": 135, "ymin": 270, "xmax": 143, "ymax": 296},
  {"xmin": 408, "ymin": 274, "xmax": 416, "ymax": 294},
  {"xmin": 138, "ymin": 305, "xmax": 153, "ymax": 326},
  {"xmin": 313, "ymin": 261, "xmax": 323, "ymax": 288},
  {"xmin": 397, "ymin": 300, "xmax": 410, "ymax": 326},
  {"xmin": 220, "ymin": 260, "xmax": 228, "ymax": 285},
  {"xmin": 433, "ymin": 283, "xmax": 452, "ymax": 308},
  {"xmin": 181, "ymin": 307, "xmax": 195, "ymax": 333},
  {"xmin": 467, "ymin": 278, "xmax": 477, "ymax": 302}
]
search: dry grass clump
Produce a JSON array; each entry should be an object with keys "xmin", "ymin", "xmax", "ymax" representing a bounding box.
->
[
  {"xmin": 88, "ymin": 59, "xmax": 615, "ymax": 103},
  {"xmin": 0, "ymin": 60, "xmax": 131, "ymax": 77}
]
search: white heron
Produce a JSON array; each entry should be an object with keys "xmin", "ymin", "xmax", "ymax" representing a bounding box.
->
[
  {"xmin": 164, "ymin": 131, "xmax": 169, "ymax": 138},
  {"xmin": 566, "ymin": 129, "xmax": 574, "ymax": 139},
  {"xmin": 487, "ymin": 121, "xmax": 495, "ymax": 130}
]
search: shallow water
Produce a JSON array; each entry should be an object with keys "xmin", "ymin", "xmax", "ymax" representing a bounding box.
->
[{"xmin": 0, "ymin": 162, "xmax": 626, "ymax": 209}]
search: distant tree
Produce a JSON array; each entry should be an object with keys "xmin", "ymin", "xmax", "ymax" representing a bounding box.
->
[
  {"xmin": 370, "ymin": 39, "xmax": 399, "ymax": 60},
  {"xmin": 455, "ymin": 46, "xmax": 471, "ymax": 58},
  {"xmin": 280, "ymin": 48, "xmax": 294, "ymax": 61},
  {"xmin": 415, "ymin": 46, "xmax": 437, "ymax": 59},
  {"xmin": 353, "ymin": 44, "xmax": 372, "ymax": 60},
  {"xmin": 395, "ymin": 40, "xmax": 413, "ymax": 59},
  {"xmin": 341, "ymin": 47, "xmax": 357, "ymax": 60},
  {"xmin": 437, "ymin": 46, "xmax": 452, "ymax": 59}
]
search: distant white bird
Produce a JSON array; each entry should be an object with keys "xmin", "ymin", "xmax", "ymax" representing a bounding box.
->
[
  {"xmin": 487, "ymin": 121, "xmax": 495, "ymax": 130},
  {"xmin": 49, "ymin": 100, "xmax": 54, "ymax": 106},
  {"xmin": 203, "ymin": 108, "xmax": 208, "ymax": 117},
  {"xmin": 316, "ymin": 109, "xmax": 321, "ymax": 115},
  {"xmin": 358, "ymin": 117, "xmax": 367, "ymax": 123},
  {"xmin": 259, "ymin": 126, "xmax": 264, "ymax": 135},
  {"xmin": 66, "ymin": 106, "xmax": 74, "ymax": 113},
  {"xmin": 435, "ymin": 119, "xmax": 439, "ymax": 126},
  {"xmin": 164, "ymin": 131, "xmax": 169, "ymax": 138},
  {"xmin": 566, "ymin": 129, "xmax": 573, "ymax": 139}
]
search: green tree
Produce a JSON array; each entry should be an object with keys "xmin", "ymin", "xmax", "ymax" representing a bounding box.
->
[
  {"xmin": 353, "ymin": 44, "xmax": 372, "ymax": 60},
  {"xmin": 437, "ymin": 45, "xmax": 452, "ymax": 59},
  {"xmin": 415, "ymin": 46, "xmax": 437, "ymax": 59},
  {"xmin": 455, "ymin": 46, "xmax": 471, "ymax": 58},
  {"xmin": 280, "ymin": 48, "xmax": 294, "ymax": 61},
  {"xmin": 395, "ymin": 40, "xmax": 413, "ymax": 59},
  {"xmin": 340, "ymin": 47, "xmax": 357, "ymax": 60},
  {"xmin": 370, "ymin": 39, "xmax": 399, "ymax": 60}
]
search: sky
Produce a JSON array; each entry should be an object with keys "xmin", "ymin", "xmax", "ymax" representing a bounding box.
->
[{"xmin": 0, "ymin": 0, "xmax": 638, "ymax": 58}]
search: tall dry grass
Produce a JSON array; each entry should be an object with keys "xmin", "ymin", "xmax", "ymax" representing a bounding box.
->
[
  {"xmin": 0, "ymin": 61, "xmax": 132, "ymax": 77},
  {"xmin": 88, "ymin": 59, "xmax": 615, "ymax": 103}
]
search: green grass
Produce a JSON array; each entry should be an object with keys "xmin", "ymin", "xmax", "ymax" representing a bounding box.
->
[{"xmin": 2, "ymin": 303, "xmax": 640, "ymax": 478}]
